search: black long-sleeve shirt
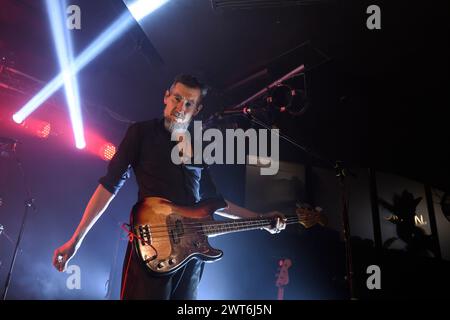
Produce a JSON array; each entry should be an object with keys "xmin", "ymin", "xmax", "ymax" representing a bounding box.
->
[{"xmin": 99, "ymin": 118, "xmax": 222, "ymax": 206}]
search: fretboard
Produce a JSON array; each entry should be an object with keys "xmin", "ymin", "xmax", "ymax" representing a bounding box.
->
[{"xmin": 202, "ymin": 216, "xmax": 298, "ymax": 237}]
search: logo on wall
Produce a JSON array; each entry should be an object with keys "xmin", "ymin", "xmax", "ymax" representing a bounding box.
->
[{"xmin": 379, "ymin": 190, "xmax": 436, "ymax": 257}]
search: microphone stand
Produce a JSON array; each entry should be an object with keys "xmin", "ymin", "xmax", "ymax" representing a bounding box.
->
[
  {"xmin": 248, "ymin": 110, "xmax": 355, "ymax": 299},
  {"xmin": 217, "ymin": 63, "xmax": 357, "ymax": 299},
  {"xmin": 1, "ymin": 145, "xmax": 37, "ymax": 300}
]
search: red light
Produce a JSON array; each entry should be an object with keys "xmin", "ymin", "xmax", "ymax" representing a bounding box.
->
[
  {"xmin": 100, "ymin": 143, "xmax": 116, "ymax": 161},
  {"xmin": 19, "ymin": 118, "xmax": 51, "ymax": 139},
  {"xmin": 37, "ymin": 122, "xmax": 51, "ymax": 138},
  {"xmin": 84, "ymin": 130, "xmax": 118, "ymax": 161}
]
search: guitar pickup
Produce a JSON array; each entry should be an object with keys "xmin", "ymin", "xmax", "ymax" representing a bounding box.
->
[
  {"xmin": 169, "ymin": 218, "xmax": 184, "ymax": 244},
  {"xmin": 138, "ymin": 225, "xmax": 151, "ymax": 245}
]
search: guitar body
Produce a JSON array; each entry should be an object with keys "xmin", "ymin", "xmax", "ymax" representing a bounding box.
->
[
  {"xmin": 132, "ymin": 197, "xmax": 227, "ymax": 275},
  {"xmin": 131, "ymin": 197, "xmax": 317, "ymax": 276}
]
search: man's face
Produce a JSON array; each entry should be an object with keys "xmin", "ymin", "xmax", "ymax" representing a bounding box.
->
[{"xmin": 163, "ymin": 82, "xmax": 202, "ymax": 132}]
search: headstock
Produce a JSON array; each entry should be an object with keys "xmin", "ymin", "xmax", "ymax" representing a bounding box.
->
[
  {"xmin": 296, "ymin": 203, "xmax": 328, "ymax": 229},
  {"xmin": 275, "ymin": 258, "xmax": 292, "ymax": 288}
]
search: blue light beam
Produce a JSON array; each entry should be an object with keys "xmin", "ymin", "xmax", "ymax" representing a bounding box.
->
[
  {"xmin": 13, "ymin": 0, "xmax": 169, "ymax": 126},
  {"xmin": 46, "ymin": 0, "xmax": 85, "ymax": 149}
]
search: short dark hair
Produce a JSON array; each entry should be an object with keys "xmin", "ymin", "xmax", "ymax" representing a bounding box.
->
[{"xmin": 170, "ymin": 74, "xmax": 208, "ymax": 101}]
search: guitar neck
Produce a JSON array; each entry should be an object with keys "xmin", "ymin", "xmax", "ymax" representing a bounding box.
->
[
  {"xmin": 277, "ymin": 287, "xmax": 284, "ymax": 300},
  {"xmin": 203, "ymin": 216, "xmax": 298, "ymax": 237}
]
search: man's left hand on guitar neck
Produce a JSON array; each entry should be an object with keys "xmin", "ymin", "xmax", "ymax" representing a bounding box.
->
[
  {"xmin": 264, "ymin": 211, "xmax": 287, "ymax": 234},
  {"xmin": 215, "ymin": 200, "xmax": 287, "ymax": 234}
]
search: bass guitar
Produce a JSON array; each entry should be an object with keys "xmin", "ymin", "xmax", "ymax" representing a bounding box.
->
[{"xmin": 131, "ymin": 197, "xmax": 325, "ymax": 275}]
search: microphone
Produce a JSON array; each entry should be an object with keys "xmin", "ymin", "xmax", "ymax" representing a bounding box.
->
[
  {"xmin": 218, "ymin": 105, "xmax": 288, "ymax": 117},
  {"xmin": 218, "ymin": 107, "xmax": 253, "ymax": 117}
]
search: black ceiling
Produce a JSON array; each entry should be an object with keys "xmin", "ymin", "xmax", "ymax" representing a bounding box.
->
[{"xmin": 1, "ymin": 0, "xmax": 449, "ymax": 189}]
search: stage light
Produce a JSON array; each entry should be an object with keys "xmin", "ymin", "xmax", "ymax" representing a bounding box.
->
[
  {"xmin": 19, "ymin": 118, "xmax": 52, "ymax": 139},
  {"xmin": 100, "ymin": 143, "xmax": 117, "ymax": 161},
  {"xmin": 12, "ymin": 113, "xmax": 23, "ymax": 124},
  {"xmin": 13, "ymin": 0, "xmax": 169, "ymax": 125},
  {"xmin": 45, "ymin": 0, "xmax": 85, "ymax": 149},
  {"xmin": 82, "ymin": 129, "xmax": 118, "ymax": 161},
  {"xmin": 37, "ymin": 122, "xmax": 51, "ymax": 138}
]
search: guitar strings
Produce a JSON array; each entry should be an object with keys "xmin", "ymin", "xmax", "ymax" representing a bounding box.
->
[
  {"xmin": 135, "ymin": 218, "xmax": 301, "ymax": 243},
  {"xmin": 137, "ymin": 220, "xmax": 274, "ymax": 238},
  {"xmin": 146, "ymin": 220, "xmax": 303, "ymax": 244},
  {"xmin": 135, "ymin": 217, "xmax": 300, "ymax": 236},
  {"xmin": 134, "ymin": 216, "xmax": 300, "ymax": 231},
  {"xmin": 136, "ymin": 217, "xmax": 300, "ymax": 238}
]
